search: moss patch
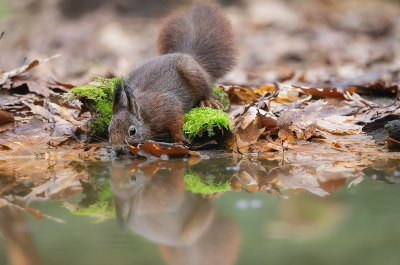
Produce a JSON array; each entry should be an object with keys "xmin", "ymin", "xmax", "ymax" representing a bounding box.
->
[
  {"xmin": 182, "ymin": 107, "xmax": 230, "ymax": 141},
  {"xmin": 212, "ymin": 85, "xmax": 230, "ymax": 111},
  {"xmin": 61, "ymin": 76, "xmax": 122, "ymax": 137},
  {"xmin": 183, "ymin": 171, "xmax": 231, "ymax": 194}
]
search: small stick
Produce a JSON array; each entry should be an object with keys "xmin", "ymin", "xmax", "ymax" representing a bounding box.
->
[{"xmin": 388, "ymin": 137, "xmax": 400, "ymax": 145}]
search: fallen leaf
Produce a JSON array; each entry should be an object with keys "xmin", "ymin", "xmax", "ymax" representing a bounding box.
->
[
  {"xmin": 316, "ymin": 118, "xmax": 362, "ymax": 134},
  {"xmin": 228, "ymin": 106, "xmax": 277, "ymax": 153},
  {"xmin": 7, "ymin": 76, "xmax": 73, "ymax": 97},
  {"xmin": 48, "ymin": 102, "xmax": 87, "ymax": 125},
  {"xmin": 0, "ymin": 110, "xmax": 14, "ymax": 124},
  {"xmin": 225, "ymin": 86, "xmax": 260, "ymax": 104},
  {"xmin": 127, "ymin": 140, "xmax": 195, "ymax": 157},
  {"xmin": 0, "ymin": 117, "xmax": 69, "ymax": 156},
  {"xmin": 348, "ymin": 82, "xmax": 398, "ymax": 97},
  {"xmin": 277, "ymin": 100, "xmax": 327, "ymax": 140},
  {"xmin": 297, "ymin": 85, "xmax": 346, "ymax": 99},
  {"xmin": 343, "ymin": 91, "xmax": 377, "ymax": 108},
  {"xmin": 0, "ymin": 54, "xmax": 62, "ymax": 85}
]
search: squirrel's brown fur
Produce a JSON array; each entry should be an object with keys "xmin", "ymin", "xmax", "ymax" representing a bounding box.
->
[
  {"xmin": 109, "ymin": 3, "xmax": 237, "ymax": 154},
  {"xmin": 157, "ymin": 2, "xmax": 237, "ymax": 80}
]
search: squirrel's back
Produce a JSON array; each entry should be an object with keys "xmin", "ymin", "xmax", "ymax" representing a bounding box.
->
[{"xmin": 157, "ymin": 2, "xmax": 237, "ymax": 81}]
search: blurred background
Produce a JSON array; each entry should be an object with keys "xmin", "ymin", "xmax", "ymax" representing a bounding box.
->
[{"xmin": 1, "ymin": 0, "xmax": 400, "ymax": 87}]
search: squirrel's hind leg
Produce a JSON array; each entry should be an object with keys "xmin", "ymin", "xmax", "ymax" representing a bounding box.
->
[
  {"xmin": 176, "ymin": 55, "xmax": 224, "ymax": 111},
  {"xmin": 176, "ymin": 55, "xmax": 213, "ymax": 101}
]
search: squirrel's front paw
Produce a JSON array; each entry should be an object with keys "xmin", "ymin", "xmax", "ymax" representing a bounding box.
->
[
  {"xmin": 199, "ymin": 99, "xmax": 224, "ymax": 110},
  {"xmin": 177, "ymin": 137, "xmax": 191, "ymax": 146},
  {"xmin": 172, "ymin": 134, "xmax": 191, "ymax": 146}
]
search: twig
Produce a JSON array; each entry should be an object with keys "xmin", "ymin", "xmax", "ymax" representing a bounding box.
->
[
  {"xmin": 235, "ymin": 136, "xmax": 243, "ymax": 154},
  {"xmin": 388, "ymin": 137, "xmax": 400, "ymax": 145},
  {"xmin": 256, "ymin": 109, "xmax": 266, "ymax": 128},
  {"xmin": 347, "ymin": 148, "xmax": 382, "ymax": 153},
  {"xmin": 256, "ymin": 82, "xmax": 280, "ymax": 110},
  {"xmin": 234, "ymin": 173, "xmax": 252, "ymax": 193},
  {"xmin": 272, "ymin": 82, "xmax": 281, "ymax": 99}
]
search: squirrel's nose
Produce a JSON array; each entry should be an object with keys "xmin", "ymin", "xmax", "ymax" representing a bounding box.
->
[{"xmin": 113, "ymin": 145, "xmax": 130, "ymax": 155}]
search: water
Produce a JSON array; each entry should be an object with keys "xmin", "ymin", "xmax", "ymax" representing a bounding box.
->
[{"xmin": 1, "ymin": 156, "xmax": 400, "ymax": 265}]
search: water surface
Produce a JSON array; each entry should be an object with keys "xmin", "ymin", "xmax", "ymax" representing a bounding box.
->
[{"xmin": 1, "ymin": 156, "xmax": 400, "ymax": 265}]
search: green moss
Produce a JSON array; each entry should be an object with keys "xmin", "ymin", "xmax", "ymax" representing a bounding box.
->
[
  {"xmin": 61, "ymin": 76, "xmax": 122, "ymax": 136},
  {"xmin": 183, "ymin": 171, "xmax": 231, "ymax": 194},
  {"xmin": 211, "ymin": 85, "xmax": 230, "ymax": 111},
  {"xmin": 182, "ymin": 107, "xmax": 230, "ymax": 141},
  {"xmin": 91, "ymin": 100, "xmax": 113, "ymax": 136}
]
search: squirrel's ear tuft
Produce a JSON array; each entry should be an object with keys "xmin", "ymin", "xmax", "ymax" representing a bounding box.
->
[
  {"xmin": 124, "ymin": 86, "xmax": 139, "ymax": 114},
  {"xmin": 112, "ymin": 79, "xmax": 125, "ymax": 114}
]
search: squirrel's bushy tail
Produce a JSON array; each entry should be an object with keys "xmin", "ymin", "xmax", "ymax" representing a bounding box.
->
[{"xmin": 157, "ymin": 2, "xmax": 237, "ymax": 80}]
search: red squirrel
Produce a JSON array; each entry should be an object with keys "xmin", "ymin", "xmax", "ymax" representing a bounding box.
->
[{"xmin": 108, "ymin": 3, "xmax": 237, "ymax": 154}]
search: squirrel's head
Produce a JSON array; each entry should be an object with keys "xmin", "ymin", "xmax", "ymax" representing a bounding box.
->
[{"xmin": 109, "ymin": 81, "xmax": 148, "ymax": 154}]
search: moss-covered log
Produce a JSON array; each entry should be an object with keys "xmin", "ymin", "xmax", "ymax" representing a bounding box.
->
[
  {"xmin": 182, "ymin": 107, "xmax": 230, "ymax": 142},
  {"xmin": 61, "ymin": 76, "xmax": 121, "ymax": 137}
]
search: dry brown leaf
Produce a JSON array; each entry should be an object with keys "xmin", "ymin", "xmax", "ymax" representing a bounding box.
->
[
  {"xmin": 7, "ymin": 76, "xmax": 73, "ymax": 97},
  {"xmin": 254, "ymin": 84, "xmax": 276, "ymax": 96},
  {"xmin": 127, "ymin": 140, "xmax": 195, "ymax": 157},
  {"xmin": 0, "ymin": 117, "xmax": 69, "ymax": 156},
  {"xmin": 0, "ymin": 54, "xmax": 62, "ymax": 85},
  {"xmin": 352, "ymin": 104, "xmax": 400, "ymax": 124},
  {"xmin": 277, "ymin": 100, "xmax": 327, "ymax": 140},
  {"xmin": 316, "ymin": 117, "xmax": 362, "ymax": 134},
  {"xmin": 48, "ymin": 102, "xmax": 86, "ymax": 125},
  {"xmin": 0, "ymin": 110, "xmax": 14, "ymax": 124},
  {"xmin": 297, "ymin": 86, "xmax": 346, "ymax": 99},
  {"xmin": 225, "ymin": 86, "xmax": 260, "ymax": 104},
  {"xmin": 228, "ymin": 106, "xmax": 277, "ymax": 153},
  {"xmin": 343, "ymin": 91, "xmax": 378, "ymax": 108},
  {"xmin": 275, "ymin": 84, "xmax": 311, "ymax": 103},
  {"xmin": 0, "ymin": 60, "xmax": 39, "ymax": 85},
  {"xmin": 23, "ymin": 101, "xmax": 89, "ymax": 136},
  {"xmin": 239, "ymin": 107, "xmax": 277, "ymax": 130},
  {"xmin": 347, "ymin": 82, "xmax": 398, "ymax": 97}
]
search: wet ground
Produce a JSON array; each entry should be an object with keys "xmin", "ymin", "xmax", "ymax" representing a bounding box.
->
[{"xmin": 1, "ymin": 156, "xmax": 400, "ymax": 265}]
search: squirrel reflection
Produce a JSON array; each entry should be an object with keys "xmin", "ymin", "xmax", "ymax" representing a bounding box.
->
[{"xmin": 109, "ymin": 159, "xmax": 240, "ymax": 265}]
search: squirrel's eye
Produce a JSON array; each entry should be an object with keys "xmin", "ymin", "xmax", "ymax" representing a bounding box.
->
[
  {"xmin": 131, "ymin": 175, "xmax": 136, "ymax": 184},
  {"xmin": 129, "ymin": 126, "xmax": 136, "ymax": 136}
]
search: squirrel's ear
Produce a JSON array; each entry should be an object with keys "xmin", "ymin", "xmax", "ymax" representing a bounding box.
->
[
  {"xmin": 112, "ymin": 80, "xmax": 125, "ymax": 114},
  {"xmin": 124, "ymin": 86, "xmax": 139, "ymax": 114}
]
